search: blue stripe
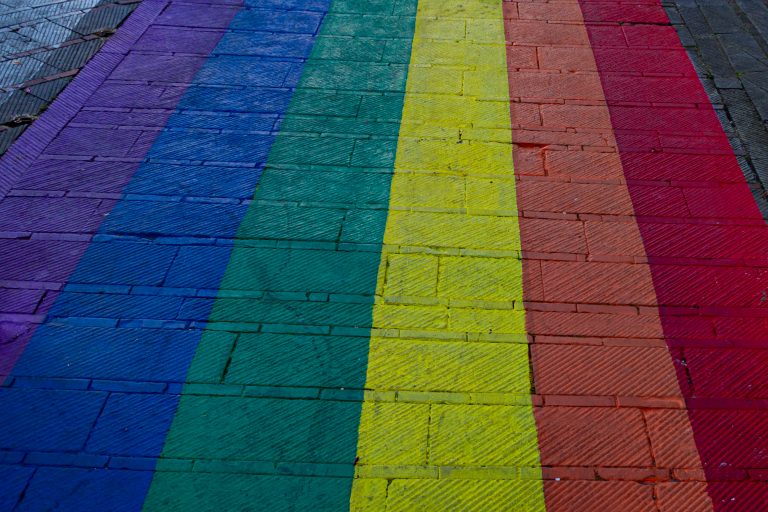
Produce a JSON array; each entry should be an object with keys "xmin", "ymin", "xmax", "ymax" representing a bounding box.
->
[{"xmin": 0, "ymin": 2, "xmax": 329, "ymax": 510}]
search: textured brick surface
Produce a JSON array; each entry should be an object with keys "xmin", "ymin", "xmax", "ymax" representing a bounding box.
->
[
  {"xmin": 1, "ymin": 0, "xmax": 768, "ymax": 510},
  {"xmin": 581, "ymin": 0, "xmax": 768, "ymax": 509}
]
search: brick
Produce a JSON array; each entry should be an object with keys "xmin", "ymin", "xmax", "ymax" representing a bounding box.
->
[
  {"xmin": 229, "ymin": 9, "xmax": 324, "ymax": 34},
  {"xmin": 102, "ymin": 201, "xmax": 247, "ymax": 238},
  {"xmin": 430, "ymin": 404, "xmax": 540, "ymax": 466},
  {"xmin": 653, "ymin": 264, "xmax": 768, "ymax": 308},
  {"xmin": 512, "ymin": 144, "xmax": 545, "ymax": 175},
  {"xmin": 537, "ymin": 46, "xmax": 597, "ymax": 72},
  {"xmin": 540, "ymin": 104, "xmax": 613, "ymax": 130},
  {"xmin": 683, "ymin": 184, "xmax": 764, "ymax": 219},
  {"xmin": 383, "ymin": 211, "xmax": 522, "ymax": 250},
  {"xmin": 134, "ymin": 26, "xmax": 225, "ymax": 55},
  {"xmin": 540, "ymin": 260, "xmax": 657, "ymax": 305},
  {"xmin": 592, "ymin": 47, "xmax": 694, "ymax": 75},
  {"xmin": 622, "ymin": 152, "xmax": 746, "ymax": 183},
  {"xmin": 582, "ymin": 3, "xmax": 668, "ymax": 24},
  {"xmin": 505, "ymin": 20, "xmax": 588, "ymax": 47},
  {"xmin": 18, "ymin": 467, "xmax": 155, "ymax": 511},
  {"xmin": 545, "ymin": 149, "xmax": 624, "ymax": 181},
  {"xmin": 0, "ymin": 465, "xmax": 34, "ymax": 511},
  {"xmin": 536, "ymin": 407, "xmax": 653, "ymax": 466},
  {"xmin": 51, "ymin": 292, "xmax": 184, "ymax": 320},
  {"xmin": 356, "ymin": 402, "xmax": 429, "ymax": 466},
  {"xmin": 224, "ymin": 332, "xmax": 368, "ymax": 389},
  {"xmin": 0, "ymin": 197, "xmax": 108, "ymax": 233},
  {"xmin": 87, "ymin": 393, "xmax": 180, "ymax": 457},
  {"xmin": 685, "ymin": 349, "xmax": 768, "ymax": 399},
  {"xmin": 623, "ymin": 25, "xmax": 685, "ymax": 48},
  {"xmin": 543, "ymin": 481, "xmax": 656, "ymax": 512},
  {"xmin": 12, "ymin": 325, "xmax": 207, "ymax": 382},
  {"xmin": 686, "ymin": 409, "xmax": 768, "ymax": 469},
  {"xmin": 0, "ymin": 388, "xmax": 106, "ymax": 452},
  {"xmin": 509, "ymin": 71, "xmax": 604, "ymax": 101},
  {"xmin": 509, "ymin": 101, "xmax": 541, "ymax": 126},
  {"xmin": 438, "ymin": 256, "xmax": 522, "ymax": 301},
  {"xmin": 585, "ymin": 220, "xmax": 646, "ymax": 259},
  {"xmin": 655, "ymin": 482, "xmax": 714, "ymax": 512},
  {"xmin": 519, "ymin": 181, "xmax": 634, "ymax": 216},
  {"xmin": 70, "ymin": 242, "xmax": 177, "ymax": 286},
  {"xmin": 17, "ymin": 159, "xmax": 136, "ymax": 193},
  {"xmin": 385, "ymin": 479, "xmax": 544, "ymax": 510},
  {"xmin": 533, "ymin": 345, "xmax": 680, "ymax": 397},
  {"xmin": 517, "ymin": 2, "xmax": 583, "ymax": 22},
  {"xmin": 0, "ymin": 288, "xmax": 44, "ymax": 314},
  {"xmin": 527, "ymin": 310, "xmax": 666, "ymax": 339},
  {"xmin": 505, "ymin": 45, "xmax": 538, "ymax": 69},
  {"xmin": 367, "ymin": 339, "xmax": 530, "ymax": 393},
  {"xmin": 163, "ymin": 396, "xmax": 361, "ymax": 463},
  {"xmin": 520, "ymin": 218, "xmax": 586, "ymax": 254}
]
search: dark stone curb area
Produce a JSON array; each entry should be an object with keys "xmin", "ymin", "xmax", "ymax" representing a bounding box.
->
[
  {"xmin": 663, "ymin": 0, "xmax": 768, "ymax": 217},
  {"xmin": 0, "ymin": 0, "xmax": 139, "ymax": 155}
]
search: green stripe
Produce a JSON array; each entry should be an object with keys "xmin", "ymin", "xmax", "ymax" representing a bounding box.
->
[{"xmin": 143, "ymin": 1, "xmax": 418, "ymax": 510}]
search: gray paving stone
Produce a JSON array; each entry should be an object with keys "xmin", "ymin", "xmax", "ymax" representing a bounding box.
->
[{"xmin": 697, "ymin": 1, "xmax": 742, "ymax": 34}]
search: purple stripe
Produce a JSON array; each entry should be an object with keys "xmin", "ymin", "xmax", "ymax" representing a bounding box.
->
[{"xmin": 0, "ymin": 0, "xmax": 241, "ymax": 381}]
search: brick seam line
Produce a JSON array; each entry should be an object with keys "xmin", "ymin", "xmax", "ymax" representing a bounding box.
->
[{"xmin": 0, "ymin": 0, "xmax": 166, "ymax": 199}]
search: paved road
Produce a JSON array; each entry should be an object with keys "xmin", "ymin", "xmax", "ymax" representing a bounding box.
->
[{"xmin": 1, "ymin": 0, "xmax": 768, "ymax": 510}]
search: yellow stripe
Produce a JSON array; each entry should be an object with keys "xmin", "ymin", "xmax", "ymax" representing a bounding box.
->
[{"xmin": 350, "ymin": 1, "xmax": 545, "ymax": 510}]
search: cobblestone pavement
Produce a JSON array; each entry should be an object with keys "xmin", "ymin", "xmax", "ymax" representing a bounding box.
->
[
  {"xmin": 1, "ymin": 0, "xmax": 768, "ymax": 510},
  {"xmin": 0, "ymin": 0, "xmax": 138, "ymax": 154}
]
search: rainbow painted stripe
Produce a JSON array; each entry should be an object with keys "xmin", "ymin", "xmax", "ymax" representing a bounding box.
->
[
  {"xmin": 1, "ymin": 0, "xmax": 766, "ymax": 510},
  {"xmin": 350, "ymin": 1, "xmax": 543, "ymax": 508}
]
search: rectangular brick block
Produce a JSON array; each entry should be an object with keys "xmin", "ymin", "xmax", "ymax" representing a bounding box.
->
[
  {"xmin": 533, "ymin": 345, "xmax": 680, "ymax": 397},
  {"xmin": 505, "ymin": 20, "xmax": 588, "ymax": 47},
  {"xmin": 536, "ymin": 407, "xmax": 653, "ymax": 466},
  {"xmin": 520, "ymin": 218, "xmax": 586, "ymax": 255},
  {"xmin": 543, "ymin": 481, "xmax": 656, "ymax": 512},
  {"xmin": 540, "ymin": 260, "xmax": 657, "ymax": 305},
  {"xmin": 430, "ymin": 404, "xmax": 540, "ymax": 466},
  {"xmin": 519, "ymin": 181, "xmax": 634, "ymax": 216},
  {"xmin": 527, "ymin": 310, "xmax": 665, "ymax": 339}
]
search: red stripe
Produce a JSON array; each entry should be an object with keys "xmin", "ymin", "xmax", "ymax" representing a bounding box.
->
[{"xmin": 580, "ymin": 0, "xmax": 768, "ymax": 508}]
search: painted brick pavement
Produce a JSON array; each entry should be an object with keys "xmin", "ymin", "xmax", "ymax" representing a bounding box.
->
[{"xmin": 1, "ymin": 0, "xmax": 768, "ymax": 511}]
